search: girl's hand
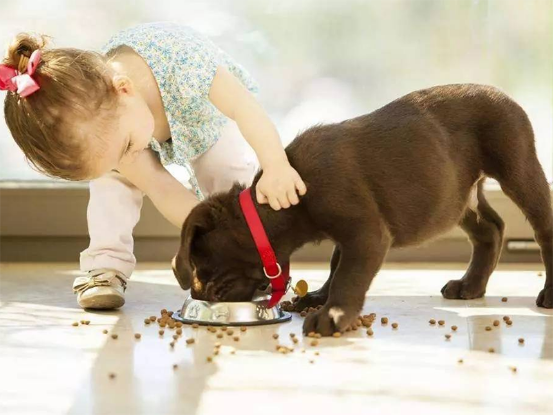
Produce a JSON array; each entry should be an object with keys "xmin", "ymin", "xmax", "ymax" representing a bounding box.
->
[{"xmin": 256, "ymin": 161, "xmax": 307, "ymax": 210}]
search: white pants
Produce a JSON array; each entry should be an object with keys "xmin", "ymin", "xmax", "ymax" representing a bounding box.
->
[{"xmin": 79, "ymin": 121, "xmax": 258, "ymax": 278}]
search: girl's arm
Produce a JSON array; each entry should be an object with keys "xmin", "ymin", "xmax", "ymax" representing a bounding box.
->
[
  {"xmin": 117, "ymin": 149, "xmax": 199, "ymax": 228},
  {"xmin": 208, "ymin": 66, "xmax": 307, "ymax": 211}
]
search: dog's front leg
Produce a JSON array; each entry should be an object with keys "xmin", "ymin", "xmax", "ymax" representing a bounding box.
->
[
  {"xmin": 292, "ymin": 246, "xmax": 341, "ymax": 311},
  {"xmin": 303, "ymin": 229, "xmax": 391, "ymax": 336}
]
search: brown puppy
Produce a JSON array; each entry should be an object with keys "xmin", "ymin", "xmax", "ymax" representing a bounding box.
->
[{"xmin": 172, "ymin": 84, "xmax": 553, "ymax": 335}]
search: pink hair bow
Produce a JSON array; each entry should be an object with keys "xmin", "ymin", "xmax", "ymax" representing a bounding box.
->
[{"xmin": 0, "ymin": 49, "xmax": 41, "ymax": 97}]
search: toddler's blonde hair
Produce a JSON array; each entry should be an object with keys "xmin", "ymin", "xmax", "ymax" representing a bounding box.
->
[{"xmin": 3, "ymin": 32, "xmax": 118, "ymax": 180}]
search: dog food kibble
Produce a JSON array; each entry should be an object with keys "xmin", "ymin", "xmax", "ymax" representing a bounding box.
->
[
  {"xmin": 161, "ymin": 308, "xmax": 167, "ymax": 315},
  {"xmin": 168, "ymin": 322, "xmax": 176, "ymax": 329},
  {"xmin": 214, "ymin": 342, "xmax": 221, "ymax": 349},
  {"xmin": 144, "ymin": 319, "xmax": 151, "ymax": 325},
  {"xmin": 134, "ymin": 333, "xmax": 141, "ymax": 339},
  {"xmin": 272, "ymin": 334, "xmax": 279, "ymax": 340},
  {"xmin": 506, "ymin": 320, "xmax": 513, "ymax": 326},
  {"xmin": 289, "ymin": 333, "xmax": 296, "ymax": 338},
  {"xmin": 315, "ymin": 333, "xmax": 322, "ymax": 339},
  {"xmin": 308, "ymin": 332, "xmax": 316, "ymax": 338},
  {"xmin": 231, "ymin": 350, "xmax": 236, "ymax": 355},
  {"xmin": 501, "ymin": 297, "xmax": 508, "ymax": 302},
  {"xmin": 157, "ymin": 318, "xmax": 162, "ymax": 323},
  {"xmin": 314, "ymin": 351, "xmax": 320, "ymax": 356},
  {"xmin": 538, "ymin": 271, "xmax": 543, "ymax": 277},
  {"xmin": 227, "ymin": 329, "xmax": 234, "ymax": 336},
  {"xmin": 292, "ymin": 337, "xmax": 299, "ymax": 344},
  {"xmin": 367, "ymin": 328, "xmax": 374, "ymax": 336},
  {"xmin": 192, "ymin": 323, "xmax": 199, "ymax": 329},
  {"xmin": 381, "ymin": 317, "xmax": 388, "ymax": 324},
  {"xmin": 159, "ymin": 330, "xmax": 165, "ymax": 336},
  {"xmin": 233, "ymin": 336, "xmax": 240, "ymax": 342},
  {"xmin": 351, "ymin": 325, "xmax": 358, "ymax": 331},
  {"xmin": 503, "ymin": 316, "xmax": 510, "ymax": 322},
  {"xmin": 391, "ymin": 323, "xmax": 398, "ymax": 329},
  {"xmin": 175, "ymin": 322, "xmax": 183, "ymax": 328},
  {"xmin": 207, "ymin": 356, "xmax": 213, "ymax": 363},
  {"xmin": 176, "ymin": 328, "xmax": 182, "ymax": 335},
  {"xmin": 438, "ymin": 320, "xmax": 445, "ymax": 326},
  {"xmin": 445, "ymin": 334, "xmax": 451, "ymax": 340},
  {"xmin": 182, "ymin": 337, "xmax": 194, "ymax": 345},
  {"xmin": 102, "ymin": 329, "xmax": 108, "ymax": 334},
  {"xmin": 300, "ymin": 311, "xmax": 307, "ymax": 317},
  {"xmin": 310, "ymin": 340, "xmax": 319, "ymax": 347},
  {"xmin": 488, "ymin": 347, "xmax": 495, "ymax": 353},
  {"xmin": 458, "ymin": 359, "xmax": 464, "ymax": 364},
  {"xmin": 111, "ymin": 334, "xmax": 118, "ymax": 340},
  {"xmin": 509, "ymin": 366, "xmax": 518, "ymax": 373},
  {"xmin": 149, "ymin": 316, "xmax": 156, "ymax": 322},
  {"xmin": 518, "ymin": 338, "xmax": 525, "ymax": 344},
  {"xmin": 72, "ymin": 322, "xmax": 79, "ymax": 327},
  {"xmin": 172, "ymin": 334, "xmax": 179, "ymax": 340},
  {"xmin": 173, "ymin": 364, "xmax": 178, "ymax": 370},
  {"xmin": 83, "ymin": 320, "xmax": 91, "ymax": 325},
  {"xmin": 332, "ymin": 332, "xmax": 342, "ymax": 338},
  {"xmin": 168, "ymin": 311, "xmax": 174, "ymax": 317},
  {"xmin": 159, "ymin": 322, "xmax": 167, "ymax": 328},
  {"xmin": 169, "ymin": 341, "xmax": 175, "ymax": 348},
  {"xmin": 485, "ymin": 326, "xmax": 492, "ymax": 331},
  {"xmin": 493, "ymin": 320, "xmax": 500, "ymax": 327},
  {"xmin": 429, "ymin": 319, "xmax": 436, "ymax": 325},
  {"xmin": 221, "ymin": 327, "xmax": 227, "ymax": 331},
  {"xmin": 109, "ymin": 373, "xmax": 116, "ymax": 379},
  {"xmin": 451, "ymin": 325, "xmax": 458, "ymax": 331},
  {"xmin": 240, "ymin": 327, "xmax": 247, "ymax": 332}
]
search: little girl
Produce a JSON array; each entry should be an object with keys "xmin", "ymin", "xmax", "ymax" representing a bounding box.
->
[{"xmin": 1, "ymin": 22, "xmax": 306, "ymax": 310}]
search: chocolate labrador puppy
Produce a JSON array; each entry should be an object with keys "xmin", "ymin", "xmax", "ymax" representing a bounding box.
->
[{"xmin": 172, "ymin": 84, "xmax": 553, "ymax": 335}]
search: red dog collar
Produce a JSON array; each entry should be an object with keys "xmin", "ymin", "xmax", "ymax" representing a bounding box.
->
[{"xmin": 239, "ymin": 188, "xmax": 290, "ymax": 307}]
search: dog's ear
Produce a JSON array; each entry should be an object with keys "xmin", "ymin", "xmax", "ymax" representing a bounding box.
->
[{"xmin": 172, "ymin": 206, "xmax": 213, "ymax": 290}]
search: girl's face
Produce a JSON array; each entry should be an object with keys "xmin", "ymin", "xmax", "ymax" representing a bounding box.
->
[{"xmin": 87, "ymin": 76, "xmax": 155, "ymax": 179}]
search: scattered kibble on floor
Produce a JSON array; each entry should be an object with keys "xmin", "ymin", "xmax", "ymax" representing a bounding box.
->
[
  {"xmin": 438, "ymin": 320, "xmax": 445, "ymax": 326},
  {"xmin": 485, "ymin": 326, "xmax": 492, "ymax": 331},
  {"xmin": 518, "ymin": 338, "xmax": 525, "ymax": 344},
  {"xmin": 108, "ymin": 373, "xmax": 116, "ymax": 379},
  {"xmin": 186, "ymin": 338, "xmax": 195, "ymax": 345},
  {"xmin": 333, "ymin": 332, "xmax": 342, "ymax": 338},
  {"xmin": 111, "ymin": 334, "xmax": 118, "ymax": 340},
  {"xmin": 493, "ymin": 320, "xmax": 500, "ymax": 327},
  {"xmin": 381, "ymin": 317, "xmax": 388, "ymax": 324},
  {"xmin": 272, "ymin": 334, "xmax": 279, "ymax": 340},
  {"xmin": 445, "ymin": 334, "xmax": 451, "ymax": 340},
  {"xmin": 451, "ymin": 326, "xmax": 458, "ymax": 331},
  {"xmin": 391, "ymin": 322, "xmax": 398, "ymax": 329},
  {"xmin": 72, "ymin": 322, "xmax": 79, "ymax": 327},
  {"xmin": 429, "ymin": 319, "xmax": 436, "ymax": 325},
  {"xmin": 501, "ymin": 297, "xmax": 508, "ymax": 302},
  {"xmin": 134, "ymin": 333, "xmax": 141, "ymax": 339}
]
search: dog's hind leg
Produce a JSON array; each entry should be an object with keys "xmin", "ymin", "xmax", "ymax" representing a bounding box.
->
[
  {"xmin": 442, "ymin": 181, "xmax": 505, "ymax": 300},
  {"xmin": 292, "ymin": 246, "xmax": 340, "ymax": 311},
  {"xmin": 498, "ymin": 164, "xmax": 553, "ymax": 308}
]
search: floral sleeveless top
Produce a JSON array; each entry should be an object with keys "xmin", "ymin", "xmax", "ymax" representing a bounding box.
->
[{"xmin": 102, "ymin": 22, "xmax": 259, "ymax": 200}]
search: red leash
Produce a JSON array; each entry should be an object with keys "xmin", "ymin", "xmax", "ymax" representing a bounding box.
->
[{"xmin": 239, "ymin": 188, "xmax": 290, "ymax": 307}]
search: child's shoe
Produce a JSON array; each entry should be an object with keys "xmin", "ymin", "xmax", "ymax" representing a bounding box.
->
[{"xmin": 73, "ymin": 269, "xmax": 127, "ymax": 309}]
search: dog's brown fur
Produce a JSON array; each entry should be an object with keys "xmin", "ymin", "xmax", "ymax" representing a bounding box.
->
[{"xmin": 172, "ymin": 84, "xmax": 553, "ymax": 336}]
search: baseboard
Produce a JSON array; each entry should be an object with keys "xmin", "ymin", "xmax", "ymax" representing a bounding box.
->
[{"xmin": 0, "ymin": 236, "xmax": 542, "ymax": 264}]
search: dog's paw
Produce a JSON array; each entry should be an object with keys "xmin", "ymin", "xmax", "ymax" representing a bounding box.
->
[
  {"xmin": 302, "ymin": 305, "xmax": 356, "ymax": 336},
  {"xmin": 441, "ymin": 279, "xmax": 485, "ymax": 300},
  {"xmin": 291, "ymin": 291, "xmax": 327, "ymax": 312},
  {"xmin": 536, "ymin": 286, "xmax": 553, "ymax": 308}
]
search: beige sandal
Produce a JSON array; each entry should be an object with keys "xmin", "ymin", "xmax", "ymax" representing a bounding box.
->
[{"xmin": 73, "ymin": 269, "xmax": 127, "ymax": 310}]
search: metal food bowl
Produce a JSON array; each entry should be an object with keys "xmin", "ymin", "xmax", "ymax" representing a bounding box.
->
[{"xmin": 173, "ymin": 292, "xmax": 292, "ymax": 327}]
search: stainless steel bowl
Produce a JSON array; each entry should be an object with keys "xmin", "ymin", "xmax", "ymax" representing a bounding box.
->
[{"xmin": 173, "ymin": 292, "xmax": 291, "ymax": 326}]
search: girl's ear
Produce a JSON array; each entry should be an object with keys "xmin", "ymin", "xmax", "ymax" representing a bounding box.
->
[{"xmin": 111, "ymin": 74, "xmax": 134, "ymax": 95}]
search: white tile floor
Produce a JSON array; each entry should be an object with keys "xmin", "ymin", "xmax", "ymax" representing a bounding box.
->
[{"xmin": 1, "ymin": 262, "xmax": 552, "ymax": 415}]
